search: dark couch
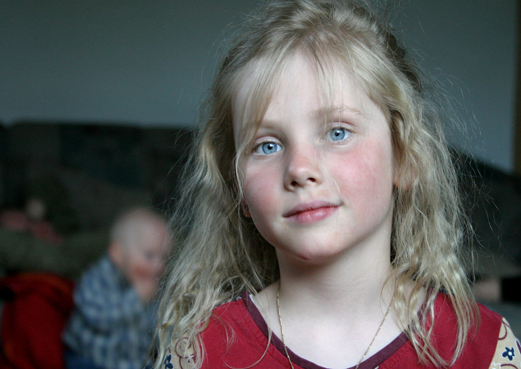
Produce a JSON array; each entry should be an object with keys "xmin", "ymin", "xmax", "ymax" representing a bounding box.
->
[{"xmin": 0, "ymin": 120, "xmax": 193, "ymax": 279}]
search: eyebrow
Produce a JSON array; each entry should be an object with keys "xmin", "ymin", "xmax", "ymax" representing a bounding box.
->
[
  {"xmin": 258, "ymin": 105, "xmax": 366, "ymax": 129},
  {"xmin": 312, "ymin": 105, "xmax": 365, "ymax": 119}
]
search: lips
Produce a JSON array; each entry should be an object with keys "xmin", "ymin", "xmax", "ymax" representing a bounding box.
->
[{"xmin": 283, "ymin": 201, "xmax": 339, "ymax": 223}]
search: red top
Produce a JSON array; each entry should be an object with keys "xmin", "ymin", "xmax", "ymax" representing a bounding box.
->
[{"xmin": 168, "ymin": 293, "xmax": 503, "ymax": 369}]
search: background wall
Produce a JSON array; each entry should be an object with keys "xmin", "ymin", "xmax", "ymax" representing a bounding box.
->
[
  {"xmin": 397, "ymin": 1, "xmax": 518, "ymax": 173},
  {"xmin": 0, "ymin": 0, "xmax": 518, "ymax": 172}
]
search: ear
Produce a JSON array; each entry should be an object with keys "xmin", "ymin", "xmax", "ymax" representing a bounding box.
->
[
  {"xmin": 241, "ymin": 202, "xmax": 251, "ymax": 218},
  {"xmin": 108, "ymin": 241, "xmax": 124, "ymax": 270}
]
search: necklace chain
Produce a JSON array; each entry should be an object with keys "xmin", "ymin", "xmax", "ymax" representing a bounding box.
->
[
  {"xmin": 276, "ymin": 283, "xmax": 296, "ymax": 369},
  {"xmin": 276, "ymin": 281, "xmax": 396, "ymax": 369}
]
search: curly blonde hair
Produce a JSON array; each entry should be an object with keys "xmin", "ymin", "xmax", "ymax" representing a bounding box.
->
[{"xmin": 153, "ymin": 1, "xmax": 478, "ymax": 367}]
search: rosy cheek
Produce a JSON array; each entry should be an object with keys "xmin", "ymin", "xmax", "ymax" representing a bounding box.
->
[
  {"xmin": 328, "ymin": 152, "xmax": 364, "ymax": 189},
  {"xmin": 130, "ymin": 265, "xmax": 148, "ymax": 279},
  {"xmin": 130, "ymin": 262, "xmax": 158, "ymax": 279},
  {"xmin": 329, "ymin": 145, "xmax": 390, "ymax": 201},
  {"xmin": 243, "ymin": 170, "xmax": 275, "ymax": 212}
]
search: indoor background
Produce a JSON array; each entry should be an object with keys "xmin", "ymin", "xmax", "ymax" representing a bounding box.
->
[{"xmin": 0, "ymin": 0, "xmax": 518, "ymax": 173}]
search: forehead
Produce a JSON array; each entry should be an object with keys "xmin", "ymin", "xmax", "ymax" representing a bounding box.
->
[
  {"xmin": 127, "ymin": 218, "xmax": 169, "ymax": 248},
  {"xmin": 232, "ymin": 52, "xmax": 378, "ymax": 142}
]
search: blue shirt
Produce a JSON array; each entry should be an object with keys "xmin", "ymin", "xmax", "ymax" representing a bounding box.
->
[{"xmin": 63, "ymin": 255, "xmax": 156, "ymax": 369}]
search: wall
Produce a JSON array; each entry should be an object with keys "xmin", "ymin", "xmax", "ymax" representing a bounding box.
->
[
  {"xmin": 0, "ymin": 1, "xmax": 257, "ymax": 126},
  {"xmin": 0, "ymin": 0, "xmax": 518, "ymax": 172},
  {"xmin": 397, "ymin": 0, "xmax": 518, "ymax": 172}
]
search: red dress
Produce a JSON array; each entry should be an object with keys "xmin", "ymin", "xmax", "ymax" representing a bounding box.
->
[{"xmin": 165, "ymin": 293, "xmax": 518, "ymax": 369}]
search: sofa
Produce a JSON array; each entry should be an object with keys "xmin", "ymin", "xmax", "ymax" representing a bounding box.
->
[{"xmin": 0, "ymin": 120, "xmax": 193, "ymax": 279}]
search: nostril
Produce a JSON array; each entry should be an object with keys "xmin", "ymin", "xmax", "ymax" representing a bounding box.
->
[{"xmin": 309, "ymin": 177, "xmax": 316, "ymax": 183}]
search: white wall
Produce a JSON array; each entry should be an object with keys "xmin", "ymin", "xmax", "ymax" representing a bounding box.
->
[
  {"xmin": 0, "ymin": 0, "xmax": 518, "ymax": 172},
  {"xmin": 0, "ymin": 1, "xmax": 257, "ymax": 127}
]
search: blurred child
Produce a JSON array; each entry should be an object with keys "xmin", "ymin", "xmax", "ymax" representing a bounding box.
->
[
  {"xmin": 63, "ymin": 207, "xmax": 172, "ymax": 369},
  {"xmin": 153, "ymin": 1, "xmax": 518, "ymax": 368}
]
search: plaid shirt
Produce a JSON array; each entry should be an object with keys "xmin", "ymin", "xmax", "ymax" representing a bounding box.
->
[{"xmin": 63, "ymin": 255, "xmax": 155, "ymax": 369}]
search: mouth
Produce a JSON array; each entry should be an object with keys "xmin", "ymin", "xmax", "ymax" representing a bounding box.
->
[{"xmin": 283, "ymin": 201, "xmax": 339, "ymax": 223}]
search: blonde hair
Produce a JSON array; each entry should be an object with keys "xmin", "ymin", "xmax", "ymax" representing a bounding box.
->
[
  {"xmin": 110, "ymin": 207, "xmax": 169, "ymax": 251},
  {"xmin": 153, "ymin": 0, "xmax": 478, "ymax": 367}
]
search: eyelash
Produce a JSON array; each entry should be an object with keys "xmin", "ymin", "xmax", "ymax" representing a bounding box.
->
[
  {"xmin": 326, "ymin": 125, "xmax": 352, "ymax": 143},
  {"xmin": 252, "ymin": 140, "xmax": 283, "ymax": 155},
  {"xmin": 251, "ymin": 124, "xmax": 352, "ymax": 155}
]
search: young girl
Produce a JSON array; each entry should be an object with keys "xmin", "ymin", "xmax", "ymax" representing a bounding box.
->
[{"xmin": 153, "ymin": 1, "xmax": 518, "ymax": 368}]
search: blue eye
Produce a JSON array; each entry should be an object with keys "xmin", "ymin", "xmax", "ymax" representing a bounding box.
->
[
  {"xmin": 329, "ymin": 128, "xmax": 349, "ymax": 141},
  {"xmin": 257, "ymin": 142, "xmax": 282, "ymax": 155}
]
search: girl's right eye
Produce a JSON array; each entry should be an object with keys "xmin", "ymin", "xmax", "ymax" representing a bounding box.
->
[
  {"xmin": 328, "ymin": 127, "xmax": 351, "ymax": 142},
  {"xmin": 253, "ymin": 141, "xmax": 283, "ymax": 155}
]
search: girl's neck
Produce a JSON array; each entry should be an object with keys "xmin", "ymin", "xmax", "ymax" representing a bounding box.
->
[
  {"xmin": 279, "ymin": 268, "xmax": 393, "ymax": 320},
  {"xmin": 274, "ymin": 238, "xmax": 394, "ymax": 316},
  {"xmin": 254, "ymin": 253, "xmax": 400, "ymax": 369}
]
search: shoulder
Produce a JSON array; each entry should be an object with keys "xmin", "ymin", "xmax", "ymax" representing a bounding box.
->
[
  {"xmin": 383, "ymin": 295, "xmax": 511, "ymax": 369},
  {"xmin": 433, "ymin": 294, "xmax": 511, "ymax": 368},
  {"xmin": 433, "ymin": 293, "xmax": 503, "ymax": 333},
  {"xmin": 165, "ymin": 295, "xmax": 273, "ymax": 369},
  {"xmin": 77, "ymin": 255, "xmax": 120, "ymax": 287},
  {"xmin": 463, "ymin": 303, "xmax": 505, "ymax": 360},
  {"xmin": 201, "ymin": 296, "xmax": 253, "ymax": 348},
  {"xmin": 390, "ymin": 294, "xmax": 503, "ymax": 369},
  {"xmin": 487, "ymin": 318, "xmax": 521, "ymax": 368},
  {"xmin": 78, "ymin": 255, "xmax": 111, "ymax": 280},
  {"xmin": 164, "ymin": 298, "xmax": 248, "ymax": 369},
  {"xmin": 434, "ymin": 294, "xmax": 503, "ymax": 344},
  {"xmin": 73, "ymin": 255, "xmax": 127, "ymax": 300}
]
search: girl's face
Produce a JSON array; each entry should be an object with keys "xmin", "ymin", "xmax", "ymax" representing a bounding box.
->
[{"xmin": 234, "ymin": 53, "xmax": 397, "ymax": 265}]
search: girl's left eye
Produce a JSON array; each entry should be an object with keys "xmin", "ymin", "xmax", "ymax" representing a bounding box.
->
[{"xmin": 328, "ymin": 127, "xmax": 350, "ymax": 142}]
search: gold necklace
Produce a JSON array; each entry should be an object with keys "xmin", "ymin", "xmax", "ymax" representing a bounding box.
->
[{"xmin": 276, "ymin": 281, "xmax": 396, "ymax": 369}]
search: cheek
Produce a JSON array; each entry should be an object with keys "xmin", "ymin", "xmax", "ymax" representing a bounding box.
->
[
  {"xmin": 131, "ymin": 265, "xmax": 150, "ymax": 278},
  {"xmin": 243, "ymin": 166, "xmax": 280, "ymax": 218},
  {"xmin": 128, "ymin": 258, "xmax": 162, "ymax": 279},
  {"xmin": 331, "ymin": 141, "xmax": 394, "ymax": 205}
]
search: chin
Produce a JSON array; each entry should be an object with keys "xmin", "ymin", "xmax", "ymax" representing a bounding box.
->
[{"xmin": 286, "ymin": 246, "xmax": 345, "ymax": 265}]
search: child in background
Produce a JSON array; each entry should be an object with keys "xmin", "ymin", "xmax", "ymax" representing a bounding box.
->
[
  {"xmin": 153, "ymin": 1, "xmax": 518, "ymax": 368},
  {"xmin": 63, "ymin": 208, "xmax": 172, "ymax": 369}
]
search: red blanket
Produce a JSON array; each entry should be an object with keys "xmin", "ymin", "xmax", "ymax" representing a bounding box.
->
[{"xmin": 0, "ymin": 273, "xmax": 74, "ymax": 369}]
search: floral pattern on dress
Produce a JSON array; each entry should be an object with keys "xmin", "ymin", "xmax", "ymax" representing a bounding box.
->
[
  {"xmin": 503, "ymin": 347, "xmax": 516, "ymax": 361},
  {"xmin": 489, "ymin": 319, "xmax": 521, "ymax": 369},
  {"xmin": 164, "ymin": 353, "xmax": 174, "ymax": 369},
  {"xmin": 163, "ymin": 339, "xmax": 197, "ymax": 369}
]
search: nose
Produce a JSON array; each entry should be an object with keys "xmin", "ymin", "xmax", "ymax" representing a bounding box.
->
[{"xmin": 284, "ymin": 146, "xmax": 323, "ymax": 190}]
